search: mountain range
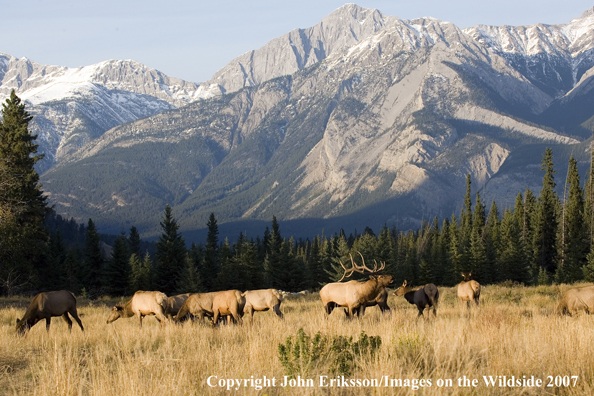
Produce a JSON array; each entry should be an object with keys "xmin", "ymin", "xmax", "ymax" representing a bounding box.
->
[{"xmin": 3, "ymin": 4, "xmax": 594, "ymax": 241}]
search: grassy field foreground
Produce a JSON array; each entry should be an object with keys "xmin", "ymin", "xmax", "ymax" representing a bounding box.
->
[{"xmin": 0, "ymin": 284, "xmax": 593, "ymax": 395}]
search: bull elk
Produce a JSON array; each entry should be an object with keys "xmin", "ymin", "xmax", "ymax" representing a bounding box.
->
[
  {"xmin": 16, "ymin": 290, "xmax": 84, "ymax": 335},
  {"xmin": 107, "ymin": 290, "xmax": 168, "ymax": 327},
  {"xmin": 393, "ymin": 280, "xmax": 439, "ymax": 317},
  {"xmin": 319, "ymin": 252, "xmax": 393, "ymax": 318},
  {"xmin": 458, "ymin": 273, "xmax": 481, "ymax": 308},
  {"xmin": 556, "ymin": 285, "xmax": 594, "ymax": 315}
]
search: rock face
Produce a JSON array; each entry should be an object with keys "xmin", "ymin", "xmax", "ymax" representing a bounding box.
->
[
  {"xmin": 0, "ymin": 55, "xmax": 201, "ymax": 172},
  {"xmin": 37, "ymin": 5, "xmax": 594, "ymax": 237}
]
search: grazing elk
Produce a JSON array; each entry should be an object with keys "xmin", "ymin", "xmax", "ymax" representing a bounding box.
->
[
  {"xmin": 175, "ymin": 291, "xmax": 242, "ymax": 325},
  {"xmin": 107, "ymin": 291, "xmax": 168, "ymax": 327},
  {"xmin": 212, "ymin": 290, "xmax": 245, "ymax": 325},
  {"xmin": 242, "ymin": 289, "xmax": 283, "ymax": 321},
  {"xmin": 556, "ymin": 285, "xmax": 594, "ymax": 315},
  {"xmin": 320, "ymin": 252, "xmax": 393, "ymax": 318},
  {"xmin": 16, "ymin": 290, "xmax": 84, "ymax": 335},
  {"xmin": 164, "ymin": 293, "xmax": 191, "ymax": 320},
  {"xmin": 458, "ymin": 273, "xmax": 481, "ymax": 308},
  {"xmin": 174, "ymin": 292, "xmax": 217, "ymax": 323},
  {"xmin": 393, "ymin": 280, "xmax": 439, "ymax": 317}
]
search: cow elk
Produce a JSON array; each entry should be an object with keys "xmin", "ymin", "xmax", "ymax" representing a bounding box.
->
[
  {"xmin": 242, "ymin": 289, "xmax": 283, "ymax": 322},
  {"xmin": 212, "ymin": 290, "xmax": 245, "ymax": 325},
  {"xmin": 107, "ymin": 291, "xmax": 168, "ymax": 327},
  {"xmin": 16, "ymin": 290, "xmax": 84, "ymax": 335},
  {"xmin": 393, "ymin": 280, "xmax": 439, "ymax": 317},
  {"xmin": 458, "ymin": 273, "xmax": 481, "ymax": 308},
  {"xmin": 556, "ymin": 285, "xmax": 594, "ymax": 315},
  {"xmin": 164, "ymin": 293, "xmax": 192, "ymax": 320},
  {"xmin": 319, "ymin": 252, "xmax": 393, "ymax": 318}
]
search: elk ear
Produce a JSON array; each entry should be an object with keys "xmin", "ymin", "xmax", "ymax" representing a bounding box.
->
[
  {"xmin": 16, "ymin": 318, "xmax": 21, "ymax": 324},
  {"xmin": 402, "ymin": 280, "xmax": 407, "ymax": 287}
]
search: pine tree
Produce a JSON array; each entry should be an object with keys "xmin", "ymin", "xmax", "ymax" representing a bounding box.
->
[
  {"xmin": 0, "ymin": 90, "xmax": 48, "ymax": 293},
  {"xmin": 177, "ymin": 256, "xmax": 203, "ymax": 293},
  {"xmin": 84, "ymin": 219, "xmax": 104, "ymax": 298},
  {"xmin": 202, "ymin": 213, "xmax": 220, "ymax": 291},
  {"xmin": 104, "ymin": 234, "xmax": 131, "ymax": 296},
  {"xmin": 556, "ymin": 156, "xmax": 587, "ymax": 283},
  {"xmin": 533, "ymin": 148, "xmax": 559, "ymax": 276},
  {"xmin": 154, "ymin": 205, "xmax": 187, "ymax": 295},
  {"xmin": 129, "ymin": 253, "xmax": 152, "ymax": 292},
  {"xmin": 470, "ymin": 191, "xmax": 488, "ymax": 282},
  {"xmin": 128, "ymin": 226, "xmax": 142, "ymax": 258},
  {"xmin": 264, "ymin": 216, "xmax": 283, "ymax": 288}
]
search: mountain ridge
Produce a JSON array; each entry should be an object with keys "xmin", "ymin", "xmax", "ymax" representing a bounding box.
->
[{"xmin": 11, "ymin": 4, "xmax": 594, "ymax": 240}]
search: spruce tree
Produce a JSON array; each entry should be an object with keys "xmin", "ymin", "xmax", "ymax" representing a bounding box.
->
[
  {"xmin": 128, "ymin": 226, "xmax": 142, "ymax": 258},
  {"xmin": 154, "ymin": 205, "xmax": 187, "ymax": 295},
  {"xmin": 202, "ymin": 213, "xmax": 220, "ymax": 291},
  {"xmin": 104, "ymin": 234, "xmax": 131, "ymax": 296},
  {"xmin": 0, "ymin": 90, "xmax": 48, "ymax": 293},
  {"xmin": 84, "ymin": 219, "xmax": 104, "ymax": 297},
  {"xmin": 556, "ymin": 156, "xmax": 587, "ymax": 283},
  {"xmin": 533, "ymin": 148, "xmax": 559, "ymax": 275}
]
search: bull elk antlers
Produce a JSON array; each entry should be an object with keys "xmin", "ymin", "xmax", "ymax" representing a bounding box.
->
[{"xmin": 338, "ymin": 252, "xmax": 386, "ymax": 282}]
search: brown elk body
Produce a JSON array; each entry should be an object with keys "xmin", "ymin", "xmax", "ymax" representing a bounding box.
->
[
  {"xmin": 556, "ymin": 285, "xmax": 594, "ymax": 315},
  {"xmin": 164, "ymin": 293, "xmax": 191, "ymax": 320},
  {"xmin": 393, "ymin": 281, "xmax": 439, "ymax": 317},
  {"xmin": 16, "ymin": 290, "xmax": 84, "ymax": 335},
  {"xmin": 174, "ymin": 292, "xmax": 217, "ymax": 323},
  {"xmin": 344, "ymin": 287, "xmax": 391, "ymax": 317},
  {"xmin": 242, "ymin": 289, "xmax": 283, "ymax": 321},
  {"xmin": 458, "ymin": 273, "xmax": 481, "ymax": 308},
  {"xmin": 320, "ymin": 253, "xmax": 393, "ymax": 318},
  {"xmin": 212, "ymin": 290, "xmax": 245, "ymax": 325},
  {"xmin": 106, "ymin": 291, "xmax": 168, "ymax": 327}
]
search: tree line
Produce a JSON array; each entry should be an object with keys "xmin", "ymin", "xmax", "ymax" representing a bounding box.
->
[{"xmin": 3, "ymin": 90, "xmax": 594, "ymax": 297}]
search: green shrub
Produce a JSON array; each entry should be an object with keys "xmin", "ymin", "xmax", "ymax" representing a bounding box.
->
[{"xmin": 278, "ymin": 328, "xmax": 382, "ymax": 378}]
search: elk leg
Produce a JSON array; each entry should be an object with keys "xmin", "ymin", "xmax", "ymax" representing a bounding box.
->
[
  {"xmin": 62, "ymin": 313, "xmax": 73, "ymax": 331},
  {"xmin": 45, "ymin": 317, "xmax": 51, "ymax": 332},
  {"xmin": 273, "ymin": 303, "xmax": 283, "ymax": 319},
  {"xmin": 325, "ymin": 303, "xmax": 335, "ymax": 315},
  {"xmin": 69, "ymin": 309, "xmax": 84, "ymax": 331}
]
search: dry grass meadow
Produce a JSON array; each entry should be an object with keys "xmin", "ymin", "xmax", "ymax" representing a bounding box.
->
[{"xmin": 1, "ymin": 283, "xmax": 593, "ymax": 395}]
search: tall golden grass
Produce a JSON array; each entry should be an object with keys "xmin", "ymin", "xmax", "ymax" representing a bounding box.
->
[{"xmin": 0, "ymin": 283, "xmax": 593, "ymax": 395}]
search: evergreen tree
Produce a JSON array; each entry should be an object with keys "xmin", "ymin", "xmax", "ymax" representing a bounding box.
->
[
  {"xmin": 202, "ymin": 213, "xmax": 220, "ymax": 291},
  {"xmin": 484, "ymin": 200, "xmax": 500, "ymax": 283},
  {"xmin": 264, "ymin": 216, "xmax": 283, "ymax": 288},
  {"xmin": 556, "ymin": 156, "xmax": 587, "ymax": 283},
  {"xmin": 104, "ymin": 234, "xmax": 131, "ymax": 296},
  {"xmin": 154, "ymin": 205, "xmax": 187, "ymax": 295},
  {"xmin": 128, "ymin": 226, "xmax": 142, "ymax": 258},
  {"xmin": 129, "ymin": 252, "xmax": 152, "ymax": 292},
  {"xmin": 585, "ymin": 145, "xmax": 594, "ymax": 251},
  {"xmin": 0, "ymin": 90, "xmax": 48, "ymax": 293},
  {"xmin": 84, "ymin": 219, "xmax": 104, "ymax": 297},
  {"xmin": 498, "ymin": 209, "xmax": 530, "ymax": 283},
  {"xmin": 177, "ymin": 256, "xmax": 203, "ymax": 293},
  {"xmin": 533, "ymin": 148, "xmax": 559, "ymax": 275},
  {"xmin": 470, "ymin": 192, "xmax": 488, "ymax": 282}
]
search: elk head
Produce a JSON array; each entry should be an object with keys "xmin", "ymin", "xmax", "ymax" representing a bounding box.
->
[{"xmin": 393, "ymin": 280, "xmax": 412, "ymax": 296}]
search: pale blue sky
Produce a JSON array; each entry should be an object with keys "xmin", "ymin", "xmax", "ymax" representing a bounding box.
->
[{"xmin": 2, "ymin": 0, "xmax": 593, "ymax": 83}]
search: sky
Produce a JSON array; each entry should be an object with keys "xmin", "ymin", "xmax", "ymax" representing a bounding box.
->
[{"xmin": 1, "ymin": 0, "xmax": 593, "ymax": 83}]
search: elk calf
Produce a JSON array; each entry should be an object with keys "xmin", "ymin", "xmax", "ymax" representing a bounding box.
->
[{"xmin": 393, "ymin": 281, "xmax": 439, "ymax": 317}]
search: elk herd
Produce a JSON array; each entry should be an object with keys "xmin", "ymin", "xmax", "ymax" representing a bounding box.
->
[{"xmin": 13, "ymin": 252, "xmax": 594, "ymax": 335}]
